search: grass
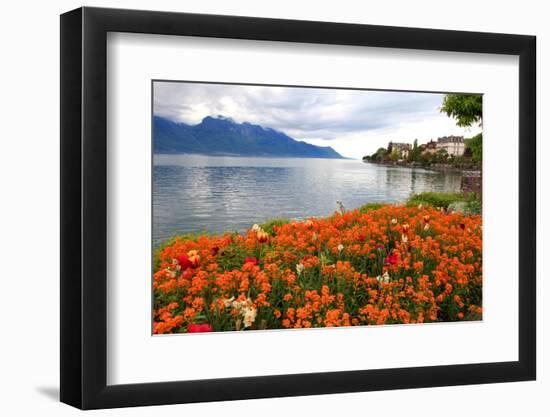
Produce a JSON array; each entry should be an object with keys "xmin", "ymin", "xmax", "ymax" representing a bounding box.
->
[
  {"xmin": 358, "ymin": 202, "xmax": 385, "ymax": 214},
  {"xmin": 405, "ymin": 191, "xmax": 481, "ymax": 214},
  {"xmin": 260, "ymin": 218, "xmax": 291, "ymax": 235},
  {"xmin": 406, "ymin": 192, "xmax": 467, "ymax": 209}
]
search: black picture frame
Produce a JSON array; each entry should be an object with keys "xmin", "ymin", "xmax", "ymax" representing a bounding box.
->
[{"xmin": 60, "ymin": 6, "xmax": 536, "ymax": 410}]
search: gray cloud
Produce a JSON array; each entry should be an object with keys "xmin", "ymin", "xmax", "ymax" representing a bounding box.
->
[{"xmin": 154, "ymin": 82, "xmax": 443, "ymax": 138}]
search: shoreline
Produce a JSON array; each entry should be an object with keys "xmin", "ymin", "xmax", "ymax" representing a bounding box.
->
[{"xmin": 362, "ymin": 160, "xmax": 481, "ymax": 174}]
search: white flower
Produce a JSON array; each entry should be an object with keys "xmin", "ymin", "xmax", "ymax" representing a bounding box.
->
[
  {"xmin": 337, "ymin": 244, "xmax": 344, "ymax": 252},
  {"xmin": 232, "ymin": 297, "xmax": 253, "ymax": 311},
  {"xmin": 242, "ymin": 306, "xmax": 257, "ymax": 328},
  {"xmin": 223, "ymin": 296, "xmax": 235, "ymax": 308},
  {"xmin": 418, "ymin": 204, "xmax": 423, "ymax": 209},
  {"xmin": 312, "ymin": 232, "xmax": 319, "ymax": 242},
  {"xmin": 424, "ymin": 224, "xmax": 430, "ymax": 231},
  {"xmin": 296, "ymin": 263, "xmax": 304, "ymax": 275},
  {"xmin": 376, "ymin": 272, "xmax": 391, "ymax": 284},
  {"xmin": 251, "ymin": 224, "xmax": 261, "ymax": 232},
  {"xmin": 401, "ymin": 234, "xmax": 408, "ymax": 243},
  {"xmin": 165, "ymin": 269, "xmax": 176, "ymax": 279},
  {"xmin": 391, "ymin": 218, "xmax": 397, "ymax": 225}
]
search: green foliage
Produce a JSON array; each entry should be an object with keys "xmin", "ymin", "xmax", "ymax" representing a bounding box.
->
[
  {"xmin": 389, "ymin": 149, "xmax": 400, "ymax": 162},
  {"xmin": 440, "ymin": 94, "xmax": 483, "ymax": 127},
  {"xmin": 465, "ymin": 133, "xmax": 482, "ymax": 163},
  {"xmin": 358, "ymin": 202, "xmax": 385, "ymax": 214},
  {"xmin": 406, "ymin": 192, "xmax": 468, "ymax": 210},
  {"xmin": 260, "ymin": 218, "xmax": 291, "ymax": 235},
  {"xmin": 406, "ymin": 192, "xmax": 481, "ymax": 213},
  {"xmin": 408, "ymin": 138, "xmax": 421, "ymax": 162},
  {"xmin": 368, "ymin": 147, "xmax": 389, "ymax": 162},
  {"xmin": 215, "ymin": 241, "xmax": 249, "ymax": 272},
  {"xmin": 465, "ymin": 199, "xmax": 482, "ymax": 215}
]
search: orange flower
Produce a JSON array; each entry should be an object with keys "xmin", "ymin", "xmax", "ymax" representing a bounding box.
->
[{"xmin": 154, "ymin": 203, "xmax": 482, "ymax": 333}]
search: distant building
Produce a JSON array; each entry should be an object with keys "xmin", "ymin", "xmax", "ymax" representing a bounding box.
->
[
  {"xmin": 436, "ymin": 136, "xmax": 465, "ymax": 156},
  {"xmin": 420, "ymin": 140, "xmax": 438, "ymax": 154},
  {"xmin": 388, "ymin": 141, "xmax": 411, "ymax": 159}
]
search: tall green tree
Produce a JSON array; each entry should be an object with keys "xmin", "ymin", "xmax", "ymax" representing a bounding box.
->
[
  {"xmin": 466, "ymin": 133, "xmax": 482, "ymax": 163},
  {"xmin": 440, "ymin": 94, "xmax": 482, "ymax": 127},
  {"xmin": 409, "ymin": 138, "xmax": 421, "ymax": 162}
]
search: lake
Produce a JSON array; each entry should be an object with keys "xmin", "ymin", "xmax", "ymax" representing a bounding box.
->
[{"xmin": 153, "ymin": 154, "xmax": 462, "ymax": 245}]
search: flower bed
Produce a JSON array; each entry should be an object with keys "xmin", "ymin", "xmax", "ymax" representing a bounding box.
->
[{"xmin": 153, "ymin": 205, "xmax": 482, "ymax": 334}]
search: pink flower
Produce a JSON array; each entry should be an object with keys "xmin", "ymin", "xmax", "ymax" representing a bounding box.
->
[{"xmin": 188, "ymin": 323, "xmax": 213, "ymax": 333}]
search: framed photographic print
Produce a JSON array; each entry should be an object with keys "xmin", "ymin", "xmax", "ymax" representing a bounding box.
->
[{"xmin": 60, "ymin": 6, "xmax": 536, "ymax": 409}]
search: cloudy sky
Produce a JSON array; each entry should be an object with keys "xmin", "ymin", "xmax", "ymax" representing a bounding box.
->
[{"xmin": 153, "ymin": 81, "xmax": 482, "ymax": 159}]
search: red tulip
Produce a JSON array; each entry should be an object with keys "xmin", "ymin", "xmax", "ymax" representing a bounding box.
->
[
  {"xmin": 402, "ymin": 224, "xmax": 410, "ymax": 234},
  {"xmin": 176, "ymin": 255, "xmax": 192, "ymax": 270},
  {"xmin": 210, "ymin": 246, "xmax": 220, "ymax": 256},
  {"xmin": 358, "ymin": 234, "xmax": 366, "ymax": 243},
  {"xmin": 423, "ymin": 215, "xmax": 430, "ymax": 223},
  {"xmin": 188, "ymin": 323, "xmax": 213, "ymax": 333},
  {"xmin": 244, "ymin": 257, "xmax": 259, "ymax": 266},
  {"xmin": 257, "ymin": 230, "xmax": 269, "ymax": 243},
  {"xmin": 459, "ymin": 223, "xmax": 466, "ymax": 230},
  {"xmin": 385, "ymin": 253, "xmax": 398, "ymax": 265}
]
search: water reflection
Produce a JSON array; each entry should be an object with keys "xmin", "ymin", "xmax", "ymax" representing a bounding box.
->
[{"xmin": 153, "ymin": 155, "xmax": 463, "ymax": 245}]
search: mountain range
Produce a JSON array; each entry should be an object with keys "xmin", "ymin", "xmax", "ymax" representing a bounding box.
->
[{"xmin": 153, "ymin": 115, "xmax": 344, "ymax": 158}]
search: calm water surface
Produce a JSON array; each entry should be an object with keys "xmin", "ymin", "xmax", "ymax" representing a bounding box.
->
[{"xmin": 153, "ymin": 154, "xmax": 462, "ymax": 245}]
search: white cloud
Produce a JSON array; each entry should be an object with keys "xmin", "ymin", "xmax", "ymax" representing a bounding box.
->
[{"xmin": 153, "ymin": 81, "xmax": 481, "ymax": 159}]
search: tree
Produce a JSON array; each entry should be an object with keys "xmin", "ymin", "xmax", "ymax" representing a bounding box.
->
[
  {"xmin": 390, "ymin": 149, "xmax": 400, "ymax": 162},
  {"xmin": 440, "ymin": 94, "xmax": 482, "ymax": 127},
  {"xmin": 409, "ymin": 138, "xmax": 421, "ymax": 162},
  {"xmin": 369, "ymin": 147, "xmax": 388, "ymax": 162},
  {"xmin": 466, "ymin": 133, "xmax": 482, "ymax": 163}
]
